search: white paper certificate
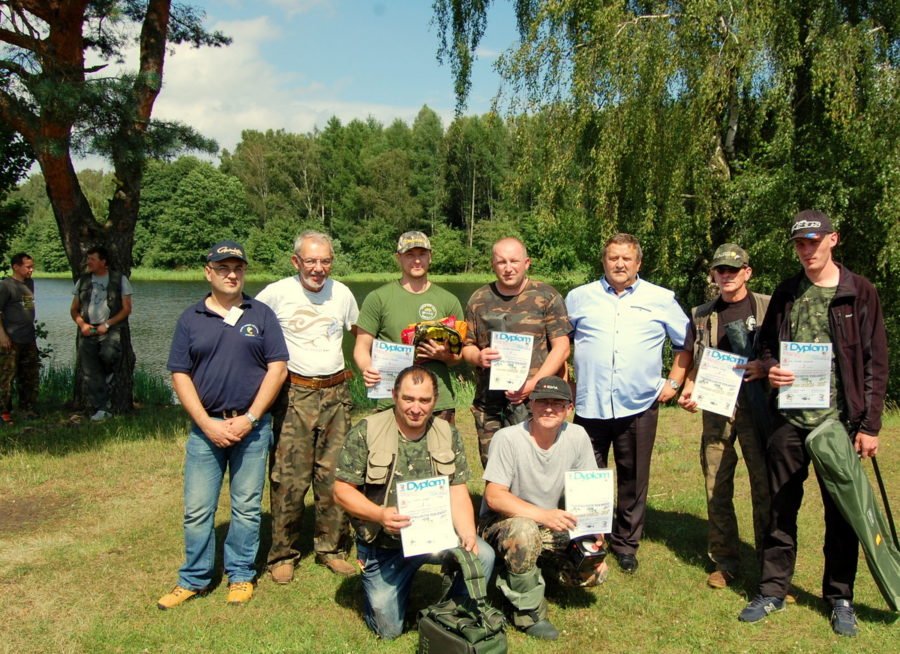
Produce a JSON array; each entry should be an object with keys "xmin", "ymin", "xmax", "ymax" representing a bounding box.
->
[
  {"xmin": 778, "ymin": 341, "xmax": 833, "ymax": 409},
  {"xmin": 488, "ymin": 331, "xmax": 534, "ymax": 391},
  {"xmin": 396, "ymin": 476, "xmax": 458, "ymax": 557},
  {"xmin": 368, "ymin": 339, "xmax": 415, "ymax": 399},
  {"xmin": 565, "ymin": 469, "xmax": 614, "ymax": 539},
  {"xmin": 691, "ymin": 347, "xmax": 748, "ymax": 417}
]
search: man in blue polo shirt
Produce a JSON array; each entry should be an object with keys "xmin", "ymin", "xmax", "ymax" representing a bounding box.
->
[
  {"xmin": 566, "ymin": 233, "xmax": 691, "ymax": 574},
  {"xmin": 158, "ymin": 240, "xmax": 288, "ymax": 609}
]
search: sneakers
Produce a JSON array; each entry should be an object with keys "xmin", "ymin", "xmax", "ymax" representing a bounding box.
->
[
  {"xmin": 157, "ymin": 585, "xmax": 208, "ymax": 610},
  {"xmin": 739, "ymin": 595, "xmax": 785, "ymax": 622},
  {"xmin": 524, "ymin": 619, "xmax": 559, "ymax": 640},
  {"xmin": 270, "ymin": 561, "xmax": 295, "ymax": 584},
  {"xmin": 90, "ymin": 409, "xmax": 111, "ymax": 422},
  {"xmin": 226, "ymin": 581, "xmax": 254, "ymax": 604},
  {"xmin": 707, "ymin": 570, "xmax": 736, "ymax": 589},
  {"xmin": 322, "ymin": 558, "xmax": 357, "ymax": 577},
  {"xmin": 830, "ymin": 599, "xmax": 858, "ymax": 637}
]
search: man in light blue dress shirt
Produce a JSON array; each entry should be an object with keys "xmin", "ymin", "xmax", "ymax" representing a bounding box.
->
[{"xmin": 566, "ymin": 233, "xmax": 691, "ymax": 573}]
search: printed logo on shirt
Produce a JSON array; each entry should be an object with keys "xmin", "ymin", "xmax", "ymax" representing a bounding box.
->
[
  {"xmin": 418, "ymin": 303, "xmax": 438, "ymax": 321},
  {"xmin": 240, "ymin": 324, "xmax": 260, "ymax": 337}
]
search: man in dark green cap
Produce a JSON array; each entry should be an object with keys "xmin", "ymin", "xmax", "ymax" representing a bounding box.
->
[{"xmin": 678, "ymin": 243, "xmax": 771, "ymax": 589}]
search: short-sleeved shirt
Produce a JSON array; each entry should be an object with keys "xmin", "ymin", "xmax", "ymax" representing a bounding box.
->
[
  {"xmin": 167, "ymin": 294, "xmax": 289, "ymax": 413},
  {"xmin": 566, "ymin": 276, "xmax": 689, "ymax": 419},
  {"xmin": 465, "ymin": 280, "xmax": 572, "ymax": 405},
  {"xmin": 335, "ymin": 416, "xmax": 471, "ymax": 547},
  {"xmin": 683, "ymin": 294, "xmax": 756, "ymax": 354},
  {"xmin": 356, "ymin": 280, "xmax": 464, "ymax": 412},
  {"xmin": 0, "ymin": 277, "xmax": 36, "ymax": 343},
  {"xmin": 480, "ymin": 420, "xmax": 597, "ymax": 520},
  {"xmin": 256, "ymin": 276, "xmax": 358, "ymax": 376},
  {"xmin": 73, "ymin": 273, "xmax": 134, "ymax": 324},
  {"xmin": 783, "ymin": 278, "xmax": 841, "ymax": 428}
]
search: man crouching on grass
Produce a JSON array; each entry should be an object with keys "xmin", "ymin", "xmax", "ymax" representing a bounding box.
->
[
  {"xmin": 333, "ymin": 365, "xmax": 495, "ymax": 639},
  {"xmin": 157, "ymin": 241, "xmax": 287, "ymax": 609}
]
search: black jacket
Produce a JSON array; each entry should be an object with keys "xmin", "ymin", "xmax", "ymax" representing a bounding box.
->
[{"xmin": 758, "ymin": 264, "xmax": 888, "ymax": 436}]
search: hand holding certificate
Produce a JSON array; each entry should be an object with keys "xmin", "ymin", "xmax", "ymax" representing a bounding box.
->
[
  {"xmin": 778, "ymin": 341, "xmax": 832, "ymax": 409},
  {"xmin": 368, "ymin": 339, "xmax": 415, "ymax": 399},
  {"xmin": 488, "ymin": 331, "xmax": 534, "ymax": 391},
  {"xmin": 565, "ymin": 469, "xmax": 614, "ymax": 539},
  {"xmin": 691, "ymin": 347, "xmax": 748, "ymax": 417},
  {"xmin": 396, "ymin": 476, "xmax": 459, "ymax": 557}
]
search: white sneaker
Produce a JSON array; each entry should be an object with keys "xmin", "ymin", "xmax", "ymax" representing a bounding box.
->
[{"xmin": 90, "ymin": 409, "xmax": 111, "ymax": 422}]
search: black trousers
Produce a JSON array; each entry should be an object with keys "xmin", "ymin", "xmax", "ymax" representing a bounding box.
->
[
  {"xmin": 759, "ymin": 417, "xmax": 858, "ymax": 602},
  {"xmin": 574, "ymin": 403, "xmax": 660, "ymax": 556}
]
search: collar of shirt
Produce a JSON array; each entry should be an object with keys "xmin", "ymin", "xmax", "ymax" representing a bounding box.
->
[{"xmin": 599, "ymin": 274, "xmax": 640, "ymax": 297}]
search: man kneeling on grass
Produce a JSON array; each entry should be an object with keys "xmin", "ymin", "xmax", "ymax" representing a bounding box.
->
[
  {"xmin": 480, "ymin": 376, "xmax": 609, "ymax": 640},
  {"xmin": 333, "ymin": 365, "xmax": 495, "ymax": 639},
  {"xmin": 157, "ymin": 241, "xmax": 287, "ymax": 609}
]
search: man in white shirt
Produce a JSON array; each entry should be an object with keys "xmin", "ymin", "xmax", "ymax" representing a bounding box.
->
[{"xmin": 257, "ymin": 231, "xmax": 360, "ymax": 582}]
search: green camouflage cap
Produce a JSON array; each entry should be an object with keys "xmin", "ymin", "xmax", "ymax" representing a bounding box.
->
[
  {"xmin": 710, "ymin": 243, "xmax": 749, "ymax": 269},
  {"xmin": 396, "ymin": 230, "xmax": 432, "ymax": 254}
]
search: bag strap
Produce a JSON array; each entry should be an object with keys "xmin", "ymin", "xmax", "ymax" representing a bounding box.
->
[{"xmin": 442, "ymin": 547, "xmax": 488, "ymax": 602}]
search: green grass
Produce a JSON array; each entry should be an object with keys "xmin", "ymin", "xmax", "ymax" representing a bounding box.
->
[
  {"xmin": 0, "ymin": 404, "xmax": 896, "ymax": 653},
  {"xmin": 37, "ymin": 364, "xmax": 174, "ymax": 406}
]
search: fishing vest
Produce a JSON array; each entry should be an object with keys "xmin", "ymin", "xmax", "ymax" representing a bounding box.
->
[
  {"xmin": 690, "ymin": 291, "xmax": 770, "ymax": 361},
  {"xmin": 77, "ymin": 270, "xmax": 125, "ymax": 325},
  {"xmin": 355, "ymin": 408, "xmax": 457, "ymax": 544}
]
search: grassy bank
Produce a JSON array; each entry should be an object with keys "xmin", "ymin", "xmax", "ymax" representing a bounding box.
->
[{"xmin": 0, "ymin": 401, "xmax": 896, "ymax": 653}]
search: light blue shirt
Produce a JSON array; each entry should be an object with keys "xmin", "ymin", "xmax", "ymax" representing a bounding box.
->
[{"xmin": 566, "ymin": 276, "xmax": 689, "ymax": 419}]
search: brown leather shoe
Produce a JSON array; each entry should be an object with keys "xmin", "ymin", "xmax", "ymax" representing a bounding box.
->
[
  {"xmin": 270, "ymin": 561, "xmax": 295, "ymax": 584},
  {"xmin": 706, "ymin": 570, "xmax": 736, "ymax": 589},
  {"xmin": 322, "ymin": 558, "xmax": 358, "ymax": 576}
]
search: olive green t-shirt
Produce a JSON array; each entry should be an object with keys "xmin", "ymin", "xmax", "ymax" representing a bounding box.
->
[
  {"xmin": 783, "ymin": 278, "xmax": 842, "ymax": 428},
  {"xmin": 356, "ymin": 281, "xmax": 464, "ymax": 412}
]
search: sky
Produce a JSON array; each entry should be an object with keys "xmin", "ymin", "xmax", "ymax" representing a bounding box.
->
[{"xmin": 142, "ymin": 0, "xmax": 520, "ymax": 159}]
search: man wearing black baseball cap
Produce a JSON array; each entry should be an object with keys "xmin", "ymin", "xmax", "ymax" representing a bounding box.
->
[
  {"xmin": 479, "ymin": 375, "xmax": 608, "ymax": 640},
  {"xmin": 739, "ymin": 210, "xmax": 888, "ymax": 637}
]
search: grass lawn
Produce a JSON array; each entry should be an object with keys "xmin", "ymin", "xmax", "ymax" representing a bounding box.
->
[{"xmin": 0, "ymin": 406, "xmax": 896, "ymax": 653}]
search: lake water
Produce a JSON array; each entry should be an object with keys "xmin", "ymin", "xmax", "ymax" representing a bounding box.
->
[{"xmin": 34, "ymin": 278, "xmax": 494, "ymax": 378}]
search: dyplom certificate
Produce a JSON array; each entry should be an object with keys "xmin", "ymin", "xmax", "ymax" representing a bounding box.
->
[
  {"xmin": 396, "ymin": 476, "xmax": 458, "ymax": 557},
  {"xmin": 565, "ymin": 469, "xmax": 615, "ymax": 539},
  {"xmin": 488, "ymin": 331, "xmax": 534, "ymax": 391},
  {"xmin": 692, "ymin": 347, "xmax": 748, "ymax": 418},
  {"xmin": 778, "ymin": 341, "xmax": 833, "ymax": 409},
  {"xmin": 368, "ymin": 339, "xmax": 415, "ymax": 399}
]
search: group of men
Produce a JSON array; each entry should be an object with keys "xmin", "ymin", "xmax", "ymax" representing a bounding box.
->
[
  {"xmin": 0, "ymin": 246, "xmax": 132, "ymax": 426},
  {"xmin": 122, "ymin": 211, "xmax": 883, "ymax": 642}
]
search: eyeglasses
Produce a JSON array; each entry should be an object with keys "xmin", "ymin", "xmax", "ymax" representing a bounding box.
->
[
  {"xmin": 297, "ymin": 258, "xmax": 333, "ymax": 267},
  {"xmin": 208, "ymin": 264, "xmax": 246, "ymax": 276}
]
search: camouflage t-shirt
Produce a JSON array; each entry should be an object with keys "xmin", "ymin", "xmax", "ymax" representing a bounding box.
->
[
  {"xmin": 783, "ymin": 278, "xmax": 841, "ymax": 428},
  {"xmin": 464, "ymin": 280, "xmax": 572, "ymax": 406},
  {"xmin": 335, "ymin": 413, "xmax": 472, "ymax": 547}
]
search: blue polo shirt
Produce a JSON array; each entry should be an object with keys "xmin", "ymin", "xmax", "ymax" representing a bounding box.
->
[
  {"xmin": 167, "ymin": 294, "xmax": 288, "ymax": 414},
  {"xmin": 566, "ymin": 276, "xmax": 689, "ymax": 419}
]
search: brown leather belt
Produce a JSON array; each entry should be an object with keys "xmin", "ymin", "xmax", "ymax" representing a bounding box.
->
[{"xmin": 289, "ymin": 369, "xmax": 353, "ymax": 390}]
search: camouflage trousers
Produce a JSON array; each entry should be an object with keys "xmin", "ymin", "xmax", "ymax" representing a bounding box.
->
[
  {"xmin": 479, "ymin": 515, "xmax": 575, "ymax": 629},
  {"xmin": 0, "ymin": 340, "xmax": 39, "ymax": 413},
  {"xmin": 471, "ymin": 399, "xmax": 530, "ymax": 468},
  {"xmin": 268, "ymin": 380, "xmax": 352, "ymax": 566},
  {"xmin": 701, "ymin": 407, "xmax": 771, "ymax": 574}
]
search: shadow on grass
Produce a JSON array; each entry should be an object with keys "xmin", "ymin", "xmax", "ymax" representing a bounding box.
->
[{"xmin": 0, "ymin": 404, "xmax": 185, "ymax": 457}]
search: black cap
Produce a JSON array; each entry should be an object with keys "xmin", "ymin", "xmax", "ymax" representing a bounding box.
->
[
  {"xmin": 530, "ymin": 375, "xmax": 572, "ymax": 402},
  {"xmin": 790, "ymin": 210, "xmax": 835, "ymax": 240},
  {"xmin": 206, "ymin": 240, "xmax": 248, "ymax": 263}
]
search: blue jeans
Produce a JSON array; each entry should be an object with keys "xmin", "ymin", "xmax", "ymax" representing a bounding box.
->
[
  {"xmin": 177, "ymin": 417, "xmax": 272, "ymax": 589},
  {"xmin": 356, "ymin": 538, "xmax": 496, "ymax": 640}
]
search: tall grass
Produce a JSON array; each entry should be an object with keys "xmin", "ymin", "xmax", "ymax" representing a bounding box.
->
[{"xmin": 38, "ymin": 364, "xmax": 174, "ymax": 407}]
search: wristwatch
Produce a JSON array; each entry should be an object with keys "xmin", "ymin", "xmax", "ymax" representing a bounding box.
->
[
  {"xmin": 245, "ymin": 411, "xmax": 260, "ymax": 429},
  {"xmin": 666, "ymin": 378, "xmax": 681, "ymax": 391}
]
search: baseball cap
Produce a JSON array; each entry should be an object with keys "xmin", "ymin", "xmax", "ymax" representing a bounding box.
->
[
  {"xmin": 530, "ymin": 376, "xmax": 572, "ymax": 402},
  {"xmin": 710, "ymin": 243, "xmax": 749, "ymax": 269},
  {"xmin": 396, "ymin": 231, "xmax": 432, "ymax": 254},
  {"xmin": 206, "ymin": 240, "xmax": 248, "ymax": 263},
  {"xmin": 789, "ymin": 210, "xmax": 835, "ymax": 240}
]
